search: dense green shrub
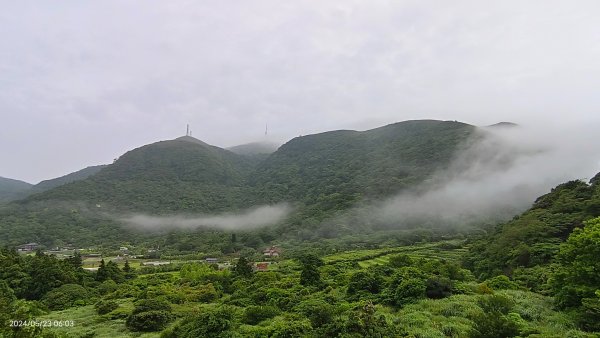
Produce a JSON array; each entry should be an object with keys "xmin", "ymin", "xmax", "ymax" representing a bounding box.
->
[
  {"xmin": 484, "ymin": 275, "xmax": 519, "ymax": 291},
  {"xmin": 233, "ymin": 257, "xmax": 253, "ymax": 278},
  {"xmin": 385, "ymin": 267, "xmax": 427, "ymax": 306},
  {"xmin": 97, "ymin": 280, "xmax": 118, "ymax": 295},
  {"xmin": 95, "ymin": 300, "xmax": 119, "ymax": 315},
  {"xmin": 552, "ymin": 217, "xmax": 600, "ymax": 310},
  {"xmin": 426, "ymin": 276, "xmax": 453, "ymax": 299},
  {"xmin": 265, "ymin": 315, "xmax": 312, "ymax": 337},
  {"xmin": 472, "ymin": 294, "xmax": 521, "ymax": 338},
  {"xmin": 126, "ymin": 298, "xmax": 174, "ymax": 332},
  {"xmin": 161, "ymin": 306, "xmax": 235, "ymax": 338},
  {"xmin": 388, "ymin": 254, "xmax": 413, "ymax": 268},
  {"xmin": 347, "ymin": 271, "xmax": 384, "ymax": 296},
  {"xmin": 126, "ymin": 310, "xmax": 173, "ymax": 332},
  {"xmin": 578, "ymin": 294, "xmax": 600, "ymax": 331},
  {"xmin": 41, "ymin": 284, "xmax": 90, "ymax": 310},
  {"xmin": 294, "ymin": 299, "xmax": 335, "ymax": 328},
  {"xmin": 242, "ymin": 305, "xmax": 280, "ymax": 325},
  {"xmin": 333, "ymin": 301, "xmax": 398, "ymax": 337},
  {"xmin": 131, "ymin": 298, "xmax": 171, "ymax": 315}
]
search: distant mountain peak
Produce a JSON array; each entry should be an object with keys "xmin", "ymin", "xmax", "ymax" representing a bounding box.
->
[
  {"xmin": 227, "ymin": 141, "xmax": 280, "ymax": 156},
  {"xmin": 487, "ymin": 122, "xmax": 519, "ymax": 128},
  {"xmin": 174, "ymin": 135, "xmax": 210, "ymax": 147}
]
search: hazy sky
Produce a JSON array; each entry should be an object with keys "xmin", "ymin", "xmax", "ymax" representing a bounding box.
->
[{"xmin": 2, "ymin": 1, "xmax": 600, "ymax": 183}]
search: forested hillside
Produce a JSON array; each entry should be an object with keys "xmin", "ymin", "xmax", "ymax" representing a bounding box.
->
[
  {"xmin": 0, "ymin": 120, "xmax": 488, "ymax": 250},
  {"xmin": 23, "ymin": 120, "xmax": 474, "ymax": 213},
  {"xmin": 32, "ymin": 165, "xmax": 107, "ymax": 193},
  {"xmin": 464, "ymin": 172, "xmax": 600, "ymax": 281},
  {"xmin": 251, "ymin": 120, "xmax": 474, "ymax": 206},
  {"xmin": 1, "ymin": 129, "xmax": 599, "ymax": 336},
  {"xmin": 0, "ymin": 120, "xmax": 482, "ymax": 248},
  {"xmin": 464, "ymin": 172, "xmax": 600, "ymax": 330},
  {"xmin": 0, "ymin": 177, "xmax": 32, "ymax": 203},
  {"xmin": 1, "ymin": 166, "xmax": 107, "ymax": 203},
  {"xmin": 25, "ymin": 137, "xmax": 257, "ymax": 213}
]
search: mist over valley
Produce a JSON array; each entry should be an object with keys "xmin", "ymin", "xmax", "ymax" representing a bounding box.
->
[{"xmin": 2, "ymin": 1, "xmax": 600, "ymax": 336}]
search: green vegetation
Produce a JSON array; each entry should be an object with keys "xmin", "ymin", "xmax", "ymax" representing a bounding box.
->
[
  {"xmin": 0, "ymin": 176, "xmax": 32, "ymax": 203},
  {"xmin": 1, "ymin": 122, "xmax": 600, "ymax": 336},
  {"xmin": 251, "ymin": 120, "xmax": 474, "ymax": 207},
  {"xmin": 126, "ymin": 299, "xmax": 174, "ymax": 332},
  {"xmin": 0, "ymin": 120, "xmax": 477, "ymax": 249},
  {"xmin": 24, "ymin": 138, "xmax": 256, "ymax": 213},
  {"xmin": 32, "ymin": 165, "xmax": 107, "ymax": 193},
  {"xmin": 1, "ymin": 166, "xmax": 106, "ymax": 204},
  {"xmin": 1, "ymin": 220, "xmax": 598, "ymax": 337},
  {"xmin": 464, "ymin": 175, "xmax": 600, "ymax": 286},
  {"xmin": 552, "ymin": 217, "xmax": 600, "ymax": 331}
]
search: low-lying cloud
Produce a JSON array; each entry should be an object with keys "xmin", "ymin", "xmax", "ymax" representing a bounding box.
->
[
  {"xmin": 339, "ymin": 122, "xmax": 600, "ymax": 229},
  {"xmin": 120, "ymin": 203, "xmax": 292, "ymax": 231}
]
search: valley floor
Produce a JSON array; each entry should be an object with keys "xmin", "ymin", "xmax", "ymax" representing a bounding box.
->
[{"xmin": 17, "ymin": 240, "xmax": 594, "ymax": 337}]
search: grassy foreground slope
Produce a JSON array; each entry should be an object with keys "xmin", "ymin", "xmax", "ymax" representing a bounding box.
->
[{"xmin": 9, "ymin": 239, "xmax": 590, "ymax": 338}]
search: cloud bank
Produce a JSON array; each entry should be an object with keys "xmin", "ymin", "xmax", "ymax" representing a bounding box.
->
[
  {"xmin": 338, "ymin": 122, "xmax": 600, "ymax": 229},
  {"xmin": 120, "ymin": 203, "xmax": 292, "ymax": 231}
]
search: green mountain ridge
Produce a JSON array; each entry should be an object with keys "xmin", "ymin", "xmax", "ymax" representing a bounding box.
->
[
  {"xmin": 0, "ymin": 177, "xmax": 32, "ymax": 202},
  {"xmin": 0, "ymin": 165, "xmax": 107, "ymax": 203},
  {"xmin": 26, "ymin": 137, "xmax": 256, "ymax": 213},
  {"xmin": 464, "ymin": 172, "xmax": 600, "ymax": 283},
  {"xmin": 251, "ymin": 120, "xmax": 474, "ymax": 205},
  {"xmin": 227, "ymin": 141, "xmax": 280, "ymax": 156},
  {"xmin": 32, "ymin": 165, "xmax": 107, "ymax": 192},
  {"xmin": 0, "ymin": 119, "xmax": 517, "ymax": 247},
  {"xmin": 23, "ymin": 120, "xmax": 475, "ymax": 213}
]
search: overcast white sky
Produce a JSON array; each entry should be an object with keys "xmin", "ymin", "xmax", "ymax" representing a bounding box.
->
[{"xmin": 2, "ymin": 1, "xmax": 600, "ymax": 183}]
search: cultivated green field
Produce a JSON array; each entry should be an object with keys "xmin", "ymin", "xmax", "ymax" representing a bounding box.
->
[{"xmin": 3, "ymin": 234, "xmax": 598, "ymax": 337}]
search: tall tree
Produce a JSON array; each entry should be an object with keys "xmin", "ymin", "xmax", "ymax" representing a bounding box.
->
[
  {"xmin": 106, "ymin": 261, "xmax": 124, "ymax": 283},
  {"xmin": 96, "ymin": 259, "xmax": 109, "ymax": 282},
  {"xmin": 123, "ymin": 260, "xmax": 136, "ymax": 279},
  {"xmin": 298, "ymin": 254, "xmax": 323, "ymax": 286},
  {"xmin": 552, "ymin": 217, "xmax": 600, "ymax": 330},
  {"xmin": 233, "ymin": 256, "xmax": 253, "ymax": 278},
  {"xmin": 67, "ymin": 251, "xmax": 83, "ymax": 269}
]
